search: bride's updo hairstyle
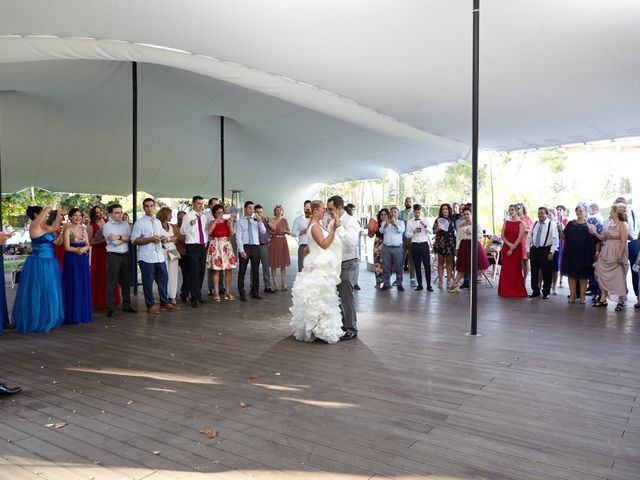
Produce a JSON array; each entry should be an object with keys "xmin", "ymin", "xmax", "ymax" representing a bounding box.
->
[
  {"xmin": 309, "ymin": 200, "xmax": 323, "ymax": 215},
  {"xmin": 26, "ymin": 205, "xmax": 43, "ymax": 220}
]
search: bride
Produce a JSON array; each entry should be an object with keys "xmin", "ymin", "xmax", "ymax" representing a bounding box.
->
[{"xmin": 290, "ymin": 200, "xmax": 344, "ymax": 344}]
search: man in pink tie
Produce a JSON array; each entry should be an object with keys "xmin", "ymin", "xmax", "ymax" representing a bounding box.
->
[{"xmin": 180, "ymin": 196, "xmax": 208, "ymax": 308}]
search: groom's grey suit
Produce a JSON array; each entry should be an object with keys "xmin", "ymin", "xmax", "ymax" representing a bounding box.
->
[{"xmin": 335, "ymin": 211, "xmax": 361, "ymax": 335}]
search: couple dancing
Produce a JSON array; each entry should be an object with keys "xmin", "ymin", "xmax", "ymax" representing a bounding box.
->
[{"xmin": 290, "ymin": 196, "xmax": 360, "ymax": 344}]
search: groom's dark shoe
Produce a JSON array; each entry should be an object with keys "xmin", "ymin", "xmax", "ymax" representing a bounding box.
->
[
  {"xmin": 340, "ymin": 332, "xmax": 357, "ymax": 341},
  {"xmin": 0, "ymin": 383, "xmax": 22, "ymax": 396}
]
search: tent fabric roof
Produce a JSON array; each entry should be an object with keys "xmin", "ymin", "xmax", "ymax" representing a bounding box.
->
[{"xmin": 1, "ymin": 0, "xmax": 639, "ymax": 205}]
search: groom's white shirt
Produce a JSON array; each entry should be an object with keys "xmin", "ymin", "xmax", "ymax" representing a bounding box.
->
[{"xmin": 335, "ymin": 211, "xmax": 360, "ymax": 262}]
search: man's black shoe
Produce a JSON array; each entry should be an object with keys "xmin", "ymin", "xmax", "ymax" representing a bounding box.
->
[
  {"xmin": 426, "ymin": 286, "xmax": 434, "ymax": 292},
  {"xmin": 354, "ymin": 284, "xmax": 361, "ymax": 290},
  {"xmin": 123, "ymin": 307, "xmax": 137, "ymax": 313},
  {"xmin": 340, "ymin": 332, "xmax": 357, "ymax": 341},
  {"xmin": 0, "ymin": 383, "xmax": 22, "ymax": 396},
  {"xmin": 460, "ymin": 283, "xmax": 471, "ymax": 289},
  {"xmin": 198, "ymin": 298, "xmax": 207, "ymax": 304},
  {"xmin": 542, "ymin": 294, "xmax": 550, "ymax": 299},
  {"xmin": 528, "ymin": 293, "xmax": 540, "ymax": 298},
  {"xmin": 251, "ymin": 293, "xmax": 263, "ymax": 300},
  {"xmin": 191, "ymin": 300, "xmax": 199, "ymax": 308},
  {"xmin": 397, "ymin": 284, "xmax": 405, "ymax": 291},
  {"xmin": 106, "ymin": 309, "xmax": 114, "ymax": 318},
  {"xmin": 264, "ymin": 288, "xmax": 276, "ymax": 294},
  {"xmin": 414, "ymin": 286, "xmax": 424, "ymax": 291},
  {"xmin": 239, "ymin": 294, "xmax": 248, "ymax": 302}
]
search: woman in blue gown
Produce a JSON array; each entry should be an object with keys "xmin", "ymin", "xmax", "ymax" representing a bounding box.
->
[
  {"xmin": 63, "ymin": 208, "xmax": 92, "ymax": 325},
  {"xmin": 11, "ymin": 206, "xmax": 65, "ymax": 333}
]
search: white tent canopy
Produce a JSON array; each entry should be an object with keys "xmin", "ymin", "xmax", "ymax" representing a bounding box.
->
[{"xmin": 1, "ymin": 0, "xmax": 639, "ymax": 207}]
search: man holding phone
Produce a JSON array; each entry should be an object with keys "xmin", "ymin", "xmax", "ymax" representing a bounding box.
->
[{"xmin": 405, "ymin": 204, "xmax": 433, "ymax": 291}]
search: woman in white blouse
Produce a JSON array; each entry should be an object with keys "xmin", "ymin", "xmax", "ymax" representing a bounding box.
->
[{"xmin": 448, "ymin": 208, "xmax": 490, "ymax": 292}]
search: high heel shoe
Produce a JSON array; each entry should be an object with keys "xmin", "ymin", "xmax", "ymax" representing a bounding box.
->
[
  {"xmin": 213, "ymin": 294, "xmax": 221, "ymax": 303},
  {"xmin": 224, "ymin": 292, "xmax": 235, "ymax": 301},
  {"xmin": 568, "ymin": 296, "xmax": 576, "ymax": 304},
  {"xmin": 615, "ymin": 303, "xmax": 624, "ymax": 311},
  {"xmin": 447, "ymin": 284, "xmax": 459, "ymax": 293},
  {"xmin": 437, "ymin": 278, "xmax": 443, "ymax": 289}
]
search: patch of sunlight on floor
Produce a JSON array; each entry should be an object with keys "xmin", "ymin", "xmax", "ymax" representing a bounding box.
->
[
  {"xmin": 66, "ymin": 366, "xmax": 219, "ymax": 384},
  {"xmin": 277, "ymin": 396, "xmax": 356, "ymax": 408},
  {"xmin": 250, "ymin": 383, "xmax": 308, "ymax": 392}
]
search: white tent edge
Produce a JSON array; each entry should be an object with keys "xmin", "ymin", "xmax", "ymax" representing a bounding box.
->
[{"xmin": 0, "ymin": 34, "xmax": 470, "ymax": 161}]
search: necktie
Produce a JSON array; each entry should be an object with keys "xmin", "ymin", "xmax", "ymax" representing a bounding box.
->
[
  {"xmin": 535, "ymin": 222, "xmax": 543, "ymax": 247},
  {"xmin": 247, "ymin": 218, "xmax": 255, "ymax": 244},
  {"xmin": 197, "ymin": 215, "xmax": 204, "ymax": 244}
]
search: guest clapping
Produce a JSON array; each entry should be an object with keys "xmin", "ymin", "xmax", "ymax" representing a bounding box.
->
[
  {"xmin": 62, "ymin": 208, "xmax": 92, "ymax": 325},
  {"xmin": 206, "ymin": 204, "xmax": 237, "ymax": 301},
  {"xmin": 157, "ymin": 207, "xmax": 180, "ymax": 305},
  {"xmin": 268, "ymin": 204, "xmax": 291, "ymax": 291}
]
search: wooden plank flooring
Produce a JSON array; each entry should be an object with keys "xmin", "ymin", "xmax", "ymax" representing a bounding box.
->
[{"xmin": 1, "ymin": 264, "xmax": 639, "ymax": 479}]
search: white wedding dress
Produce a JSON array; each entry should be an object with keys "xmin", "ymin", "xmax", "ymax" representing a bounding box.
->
[{"xmin": 290, "ymin": 223, "xmax": 344, "ymax": 344}]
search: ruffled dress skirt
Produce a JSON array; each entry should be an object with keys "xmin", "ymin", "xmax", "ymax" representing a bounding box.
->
[{"xmin": 290, "ymin": 249, "xmax": 344, "ymax": 344}]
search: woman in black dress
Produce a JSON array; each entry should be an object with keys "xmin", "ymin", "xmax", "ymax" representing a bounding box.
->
[{"xmin": 561, "ymin": 203, "xmax": 598, "ymax": 304}]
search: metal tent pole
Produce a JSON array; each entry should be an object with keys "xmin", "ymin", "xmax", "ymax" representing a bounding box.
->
[
  {"xmin": 132, "ymin": 61, "xmax": 138, "ymax": 295},
  {"xmin": 220, "ymin": 116, "xmax": 225, "ymax": 203},
  {"xmin": 469, "ymin": 0, "xmax": 480, "ymax": 335}
]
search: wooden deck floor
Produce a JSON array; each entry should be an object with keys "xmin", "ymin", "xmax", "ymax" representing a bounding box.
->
[{"xmin": 1, "ymin": 265, "xmax": 639, "ymax": 480}]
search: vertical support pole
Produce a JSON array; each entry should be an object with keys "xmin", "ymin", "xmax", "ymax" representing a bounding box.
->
[
  {"xmin": 132, "ymin": 61, "xmax": 138, "ymax": 295},
  {"xmin": 0, "ymin": 113, "xmax": 8, "ymax": 325},
  {"xmin": 470, "ymin": 0, "xmax": 480, "ymax": 335},
  {"xmin": 220, "ymin": 116, "xmax": 225, "ymax": 204}
]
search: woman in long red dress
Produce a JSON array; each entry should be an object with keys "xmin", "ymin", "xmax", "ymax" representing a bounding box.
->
[
  {"xmin": 87, "ymin": 205, "xmax": 120, "ymax": 310},
  {"xmin": 498, "ymin": 204, "xmax": 528, "ymax": 297}
]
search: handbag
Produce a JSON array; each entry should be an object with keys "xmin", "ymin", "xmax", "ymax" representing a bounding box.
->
[{"xmin": 167, "ymin": 249, "xmax": 181, "ymax": 261}]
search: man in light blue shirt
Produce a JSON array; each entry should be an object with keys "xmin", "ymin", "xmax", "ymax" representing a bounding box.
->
[
  {"xmin": 380, "ymin": 206, "xmax": 406, "ymax": 291},
  {"xmin": 235, "ymin": 200, "xmax": 266, "ymax": 301},
  {"xmin": 102, "ymin": 203, "xmax": 136, "ymax": 317},
  {"xmin": 131, "ymin": 198, "xmax": 174, "ymax": 314}
]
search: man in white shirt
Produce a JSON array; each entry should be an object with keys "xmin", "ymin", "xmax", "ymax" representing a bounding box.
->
[
  {"xmin": 615, "ymin": 197, "xmax": 639, "ymax": 307},
  {"xmin": 398, "ymin": 197, "xmax": 416, "ymax": 287},
  {"xmin": 291, "ymin": 200, "xmax": 312, "ymax": 273},
  {"xmin": 131, "ymin": 198, "xmax": 175, "ymax": 314},
  {"xmin": 405, "ymin": 204, "xmax": 433, "ymax": 292},
  {"xmin": 235, "ymin": 200, "xmax": 266, "ymax": 301},
  {"xmin": 180, "ymin": 195, "xmax": 208, "ymax": 308},
  {"xmin": 526, "ymin": 207, "xmax": 560, "ymax": 299},
  {"xmin": 327, "ymin": 195, "xmax": 361, "ymax": 340}
]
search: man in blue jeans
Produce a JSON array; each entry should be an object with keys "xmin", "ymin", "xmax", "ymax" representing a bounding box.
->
[
  {"xmin": 380, "ymin": 206, "xmax": 406, "ymax": 291},
  {"xmin": 131, "ymin": 198, "xmax": 176, "ymax": 314}
]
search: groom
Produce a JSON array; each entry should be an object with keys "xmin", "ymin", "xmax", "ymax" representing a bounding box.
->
[{"xmin": 326, "ymin": 196, "xmax": 361, "ymax": 340}]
